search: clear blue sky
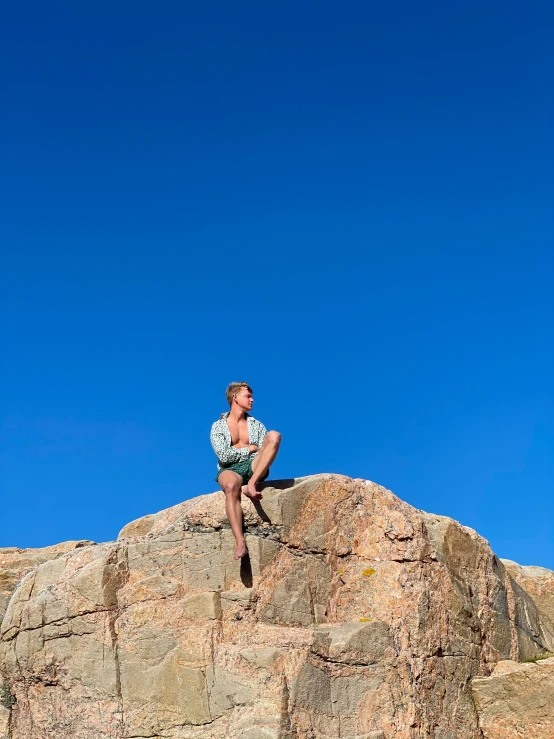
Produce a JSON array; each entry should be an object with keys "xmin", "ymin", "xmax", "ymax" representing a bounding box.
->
[{"xmin": 1, "ymin": 1, "xmax": 552, "ymax": 568}]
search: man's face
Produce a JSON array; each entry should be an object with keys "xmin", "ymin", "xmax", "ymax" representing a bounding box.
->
[{"xmin": 234, "ymin": 388, "xmax": 254, "ymax": 411}]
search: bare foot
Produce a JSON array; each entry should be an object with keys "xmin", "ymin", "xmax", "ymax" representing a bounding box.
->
[
  {"xmin": 234, "ymin": 541, "xmax": 248, "ymax": 560},
  {"xmin": 244, "ymin": 481, "xmax": 263, "ymax": 500}
]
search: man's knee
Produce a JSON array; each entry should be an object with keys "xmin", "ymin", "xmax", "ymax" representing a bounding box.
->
[
  {"xmin": 222, "ymin": 481, "xmax": 241, "ymax": 497},
  {"xmin": 265, "ymin": 430, "xmax": 281, "ymax": 446}
]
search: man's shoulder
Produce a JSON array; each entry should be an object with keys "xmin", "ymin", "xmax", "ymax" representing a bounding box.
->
[{"xmin": 211, "ymin": 413, "xmax": 229, "ymax": 429}]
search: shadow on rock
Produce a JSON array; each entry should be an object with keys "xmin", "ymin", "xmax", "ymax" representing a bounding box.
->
[{"xmin": 240, "ymin": 553, "xmax": 253, "ymax": 588}]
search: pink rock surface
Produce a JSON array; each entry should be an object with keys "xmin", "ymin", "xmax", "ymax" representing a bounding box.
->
[
  {"xmin": 501, "ymin": 559, "xmax": 554, "ymax": 633},
  {"xmin": 1, "ymin": 474, "xmax": 553, "ymax": 738},
  {"xmin": 0, "ymin": 540, "xmax": 95, "ymax": 621},
  {"xmin": 472, "ymin": 657, "xmax": 554, "ymax": 738}
]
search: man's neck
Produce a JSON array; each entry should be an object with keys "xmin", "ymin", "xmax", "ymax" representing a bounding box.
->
[{"xmin": 228, "ymin": 406, "xmax": 247, "ymax": 422}]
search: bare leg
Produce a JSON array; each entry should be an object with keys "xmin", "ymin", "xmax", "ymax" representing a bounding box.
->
[
  {"xmin": 247, "ymin": 431, "xmax": 281, "ymax": 499},
  {"xmin": 218, "ymin": 470, "xmax": 248, "ymax": 559}
]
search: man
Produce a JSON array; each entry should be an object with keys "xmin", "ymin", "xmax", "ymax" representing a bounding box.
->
[{"xmin": 210, "ymin": 382, "xmax": 281, "ymax": 559}]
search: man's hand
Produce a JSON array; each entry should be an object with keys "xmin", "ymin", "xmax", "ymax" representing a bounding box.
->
[{"xmin": 247, "ymin": 444, "xmax": 260, "ymax": 454}]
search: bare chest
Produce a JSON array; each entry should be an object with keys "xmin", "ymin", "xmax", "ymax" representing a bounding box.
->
[{"xmin": 226, "ymin": 418, "xmax": 250, "ymax": 446}]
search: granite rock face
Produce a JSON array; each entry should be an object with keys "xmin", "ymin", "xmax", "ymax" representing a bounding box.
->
[
  {"xmin": 0, "ymin": 541, "xmax": 95, "ymax": 622},
  {"xmin": 0, "ymin": 541, "xmax": 94, "ymax": 738},
  {"xmin": 472, "ymin": 657, "xmax": 554, "ymax": 738},
  {"xmin": 1, "ymin": 474, "xmax": 553, "ymax": 739},
  {"xmin": 501, "ymin": 559, "xmax": 554, "ymax": 634}
]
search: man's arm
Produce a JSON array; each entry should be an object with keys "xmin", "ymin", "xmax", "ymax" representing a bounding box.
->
[
  {"xmin": 210, "ymin": 423, "xmax": 251, "ymax": 466},
  {"xmin": 253, "ymin": 419, "xmax": 267, "ymax": 448}
]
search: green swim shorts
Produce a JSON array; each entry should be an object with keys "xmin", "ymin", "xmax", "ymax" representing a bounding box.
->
[{"xmin": 215, "ymin": 458, "xmax": 269, "ymax": 486}]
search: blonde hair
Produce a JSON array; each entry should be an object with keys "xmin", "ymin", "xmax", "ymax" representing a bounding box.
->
[{"xmin": 226, "ymin": 381, "xmax": 252, "ymax": 407}]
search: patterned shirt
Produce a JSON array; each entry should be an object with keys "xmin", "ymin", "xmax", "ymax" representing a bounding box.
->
[{"xmin": 210, "ymin": 413, "xmax": 267, "ymax": 471}]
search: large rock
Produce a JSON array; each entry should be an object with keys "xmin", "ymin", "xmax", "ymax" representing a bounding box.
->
[
  {"xmin": 472, "ymin": 657, "xmax": 554, "ymax": 738},
  {"xmin": 501, "ymin": 559, "xmax": 554, "ymax": 633},
  {"xmin": 1, "ymin": 474, "xmax": 553, "ymax": 739},
  {"xmin": 0, "ymin": 541, "xmax": 95, "ymax": 621}
]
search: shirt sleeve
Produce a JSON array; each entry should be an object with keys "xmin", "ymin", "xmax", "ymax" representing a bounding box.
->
[
  {"xmin": 210, "ymin": 422, "xmax": 250, "ymax": 466},
  {"xmin": 255, "ymin": 420, "xmax": 267, "ymax": 447}
]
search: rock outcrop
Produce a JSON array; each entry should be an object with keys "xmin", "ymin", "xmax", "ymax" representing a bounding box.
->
[
  {"xmin": 472, "ymin": 657, "xmax": 554, "ymax": 738},
  {"xmin": 0, "ymin": 541, "xmax": 94, "ymax": 622},
  {"xmin": 0, "ymin": 541, "xmax": 95, "ymax": 737},
  {"xmin": 1, "ymin": 474, "xmax": 553, "ymax": 738},
  {"xmin": 501, "ymin": 559, "xmax": 554, "ymax": 634}
]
